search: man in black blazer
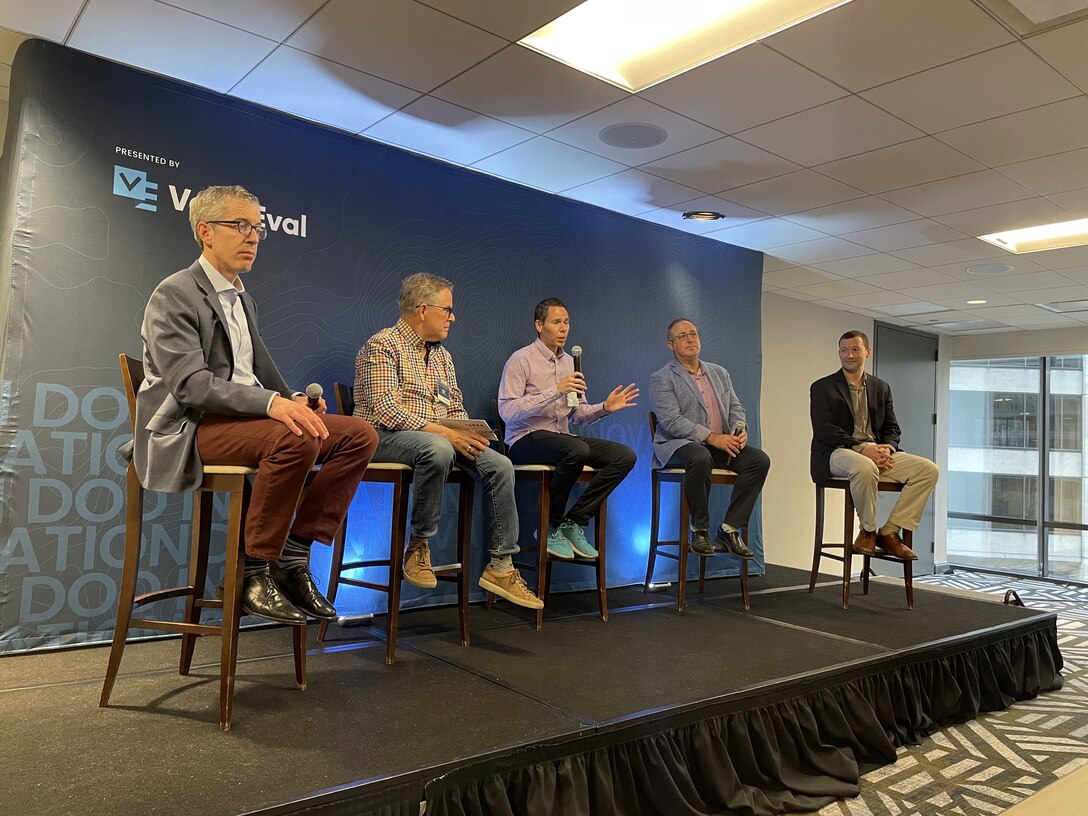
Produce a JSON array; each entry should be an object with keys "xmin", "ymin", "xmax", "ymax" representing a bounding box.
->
[{"xmin": 809, "ymin": 330, "xmax": 938, "ymax": 559}]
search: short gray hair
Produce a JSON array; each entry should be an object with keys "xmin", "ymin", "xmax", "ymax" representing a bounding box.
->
[
  {"xmin": 399, "ymin": 272, "xmax": 453, "ymax": 317},
  {"xmin": 188, "ymin": 185, "xmax": 260, "ymax": 247}
]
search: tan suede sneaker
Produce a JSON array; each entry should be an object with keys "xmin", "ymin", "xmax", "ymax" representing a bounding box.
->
[
  {"xmin": 403, "ymin": 546, "xmax": 437, "ymax": 589},
  {"xmin": 478, "ymin": 566, "xmax": 543, "ymax": 609}
]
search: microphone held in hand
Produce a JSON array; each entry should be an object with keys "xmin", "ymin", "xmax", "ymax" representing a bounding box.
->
[
  {"xmin": 733, "ymin": 420, "xmax": 746, "ymax": 436},
  {"xmin": 305, "ymin": 383, "xmax": 323, "ymax": 410},
  {"xmin": 567, "ymin": 345, "xmax": 583, "ymax": 408}
]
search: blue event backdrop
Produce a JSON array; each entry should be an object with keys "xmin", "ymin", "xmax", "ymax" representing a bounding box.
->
[{"xmin": 0, "ymin": 40, "xmax": 763, "ymax": 653}]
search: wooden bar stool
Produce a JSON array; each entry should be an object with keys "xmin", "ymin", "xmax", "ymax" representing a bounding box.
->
[
  {"xmin": 100, "ymin": 354, "xmax": 306, "ymax": 731},
  {"xmin": 809, "ymin": 478, "xmax": 914, "ymax": 610},
  {"xmin": 317, "ymin": 383, "xmax": 473, "ymax": 663},
  {"xmin": 489, "ymin": 401, "xmax": 608, "ymax": 631},
  {"xmin": 644, "ymin": 411, "xmax": 750, "ymax": 612}
]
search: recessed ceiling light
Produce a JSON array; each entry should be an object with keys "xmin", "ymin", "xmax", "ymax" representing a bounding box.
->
[
  {"xmin": 966, "ymin": 263, "xmax": 1014, "ymax": 275},
  {"xmin": 979, "ymin": 217, "xmax": 1088, "ymax": 254},
  {"xmin": 966, "ymin": 299, "xmax": 988, "ymax": 305},
  {"xmin": 682, "ymin": 211, "xmax": 725, "ymax": 221},
  {"xmin": 519, "ymin": 0, "xmax": 855, "ymax": 93},
  {"xmin": 599, "ymin": 122, "xmax": 668, "ymax": 148}
]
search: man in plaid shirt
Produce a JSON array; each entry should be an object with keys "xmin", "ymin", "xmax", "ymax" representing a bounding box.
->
[{"xmin": 355, "ymin": 272, "xmax": 542, "ymax": 609}]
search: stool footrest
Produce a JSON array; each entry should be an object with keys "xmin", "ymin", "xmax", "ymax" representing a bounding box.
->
[{"xmin": 133, "ymin": 586, "xmax": 197, "ymax": 606}]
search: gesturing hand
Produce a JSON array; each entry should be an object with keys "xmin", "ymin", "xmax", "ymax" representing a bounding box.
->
[{"xmin": 604, "ymin": 383, "xmax": 639, "ymax": 413}]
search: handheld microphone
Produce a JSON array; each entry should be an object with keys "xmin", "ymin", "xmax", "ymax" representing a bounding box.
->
[
  {"xmin": 305, "ymin": 383, "xmax": 323, "ymax": 410},
  {"xmin": 733, "ymin": 420, "xmax": 746, "ymax": 436},
  {"xmin": 567, "ymin": 346, "xmax": 583, "ymax": 408}
]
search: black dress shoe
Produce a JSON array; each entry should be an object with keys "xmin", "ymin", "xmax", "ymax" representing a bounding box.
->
[
  {"xmin": 271, "ymin": 564, "xmax": 337, "ymax": 620},
  {"xmin": 690, "ymin": 530, "xmax": 715, "ymax": 556},
  {"xmin": 229, "ymin": 572, "xmax": 307, "ymax": 625},
  {"xmin": 715, "ymin": 527, "xmax": 755, "ymax": 559}
]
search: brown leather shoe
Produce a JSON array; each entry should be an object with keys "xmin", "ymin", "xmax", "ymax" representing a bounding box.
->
[
  {"xmin": 877, "ymin": 530, "xmax": 918, "ymax": 560},
  {"xmin": 852, "ymin": 529, "xmax": 878, "ymax": 555}
]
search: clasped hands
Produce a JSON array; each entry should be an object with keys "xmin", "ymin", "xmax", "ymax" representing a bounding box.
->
[{"xmin": 862, "ymin": 443, "xmax": 896, "ymax": 471}]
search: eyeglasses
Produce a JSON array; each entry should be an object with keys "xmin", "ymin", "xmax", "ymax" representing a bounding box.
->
[
  {"xmin": 207, "ymin": 220, "xmax": 268, "ymax": 240},
  {"xmin": 669, "ymin": 330, "xmax": 699, "ymax": 342},
  {"xmin": 422, "ymin": 303, "xmax": 455, "ymax": 318}
]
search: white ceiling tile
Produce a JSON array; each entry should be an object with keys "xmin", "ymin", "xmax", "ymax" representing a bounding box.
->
[
  {"xmin": 233, "ymin": 46, "xmax": 420, "ymax": 132},
  {"xmin": 783, "ymin": 196, "xmax": 919, "ymax": 233},
  {"xmin": 1027, "ymin": 244, "xmax": 1088, "ymax": 270},
  {"xmin": 432, "ymin": 44, "xmax": 625, "ymax": 133},
  {"xmin": 642, "ymin": 43, "xmax": 848, "ymax": 134},
  {"xmin": 161, "ymin": 0, "xmax": 325, "ymax": 42},
  {"xmin": 766, "ymin": 0, "xmax": 1013, "ymax": 92},
  {"xmin": 471, "ymin": 137, "xmax": 625, "ymax": 193},
  {"xmin": 770, "ymin": 287, "xmax": 824, "ymax": 303},
  {"xmin": 762, "ymin": 267, "xmax": 842, "ymax": 288},
  {"xmin": 897, "ymin": 280, "xmax": 1019, "ymax": 305},
  {"xmin": 763, "ymin": 256, "xmax": 795, "ymax": 273},
  {"xmin": 1026, "ymin": 16, "xmax": 1088, "ymax": 94},
  {"xmin": 890, "ymin": 238, "xmax": 1005, "ymax": 267},
  {"xmin": 861, "ymin": 43, "xmax": 1078, "ymax": 133},
  {"xmin": 0, "ymin": 0, "xmax": 83, "ymax": 41},
  {"xmin": 937, "ymin": 97, "xmax": 1088, "ymax": 167},
  {"xmin": 641, "ymin": 138, "xmax": 800, "ymax": 195},
  {"xmin": 835, "ymin": 291, "xmax": 922, "ymax": 309},
  {"xmin": 844, "ymin": 219, "xmax": 967, "ymax": 252},
  {"xmin": 737, "ymin": 96, "xmax": 923, "ymax": 167},
  {"xmin": 1047, "ymin": 187, "xmax": 1088, "ymax": 218},
  {"xmin": 1054, "ymin": 265, "xmax": 1088, "ymax": 284},
  {"xmin": 419, "ymin": 0, "xmax": 583, "ymax": 40},
  {"xmin": 1027, "ymin": 284, "xmax": 1088, "ymax": 302},
  {"xmin": 998, "ymin": 147, "xmax": 1088, "ymax": 196},
  {"xmin": 69, "ymin": 0, "xmax": 276, "ymax": 93},
  {"xmin": 636, "ymin": 195, "xmax": 766, "ymax": 234},
  {"xmin": 816, "ymin": 137, "xmax": 985, "ymax": 195},
  {"xmin": 287, "ymin": 0, "xmax": 503, "ymax": 93},
  {"xmin": 790, "ymin": 278, "xmax": 884, "ymax": 299},
  {"xmin": 562, "ymin": 169, "xmax": 702, "ymax": 215},
  {"xmin": 764, "ymin": 237, "xmax": 873, "ymax": 266},
  {"xmin": 362, "ymin": 95, "xmax": 533, "ymax": 165},
  {"xmin": 932, "ymin": 197, "xmax": 1074, "ymax": 236},
  {"xmin": 876, "ymin": 301, "xmax": 952, "ymax": 316},
  {"xmin": 547, "ymin": 97, "xmax": 722, "ymax": 165},
  {"xmin": 965, "ymin": 304, "xmax": 1068, "ymax": 321},
  {"xmin": 927, "ymin": 253, "xmax": 1048, "ymax": 280},
  {"xmin": 814, "ymin": 254, "xmax": 921, "ymax": 276},
  {"xmin": 723, "ymin": 170, "xmax": 864, "ymax": 216},
  {"xmin": 1002, "ymin": 313, "xmax": 1087, "ymax": 328},
  {"xmin": 976, "ymin": 271, "xmax": 1080, "ymax": 293},
  {"xmin": 882, "ymin": 170, "xmax": 1039, "ymax": 218},
  {"xmin": 707, "ymin": 218, "xmax": 829, "ymax": 251},
  {"xmin": 860, "ymin": 268, "xmax": 960, "ymax": 289}
]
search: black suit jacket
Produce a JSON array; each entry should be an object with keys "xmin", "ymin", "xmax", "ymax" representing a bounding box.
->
[{"xmin": 809, "ymin": 370, "xmax": 901, "ymax": 485}]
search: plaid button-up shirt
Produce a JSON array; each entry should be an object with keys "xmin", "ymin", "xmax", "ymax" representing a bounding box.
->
[{"xmin": 354, "ymin": 318, "xmax": 467, "ymax": 431}]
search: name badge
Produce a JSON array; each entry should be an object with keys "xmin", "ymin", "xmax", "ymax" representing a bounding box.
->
[{"xmin": 436, "ymin": 379, "xmax": 451, "ymax": 406}]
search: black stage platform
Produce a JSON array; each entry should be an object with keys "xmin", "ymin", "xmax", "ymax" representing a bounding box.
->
[{"xmin": 0, "ymin": 567, "xmax": 1062, "ymax": 816}]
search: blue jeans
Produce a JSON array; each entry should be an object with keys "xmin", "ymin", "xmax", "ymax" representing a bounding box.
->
[{"xmin": 374, "ymin": 430, "xmax": 519, "ymax": 558}]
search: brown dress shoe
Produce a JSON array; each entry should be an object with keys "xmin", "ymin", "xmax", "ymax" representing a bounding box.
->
[
  {"xmin": 852, "ymin": 529, "xmax": 878, "ymax": 555},
  {"xmin": 877, "ymin": 530, "xmax": 918, "ymax": 560}
]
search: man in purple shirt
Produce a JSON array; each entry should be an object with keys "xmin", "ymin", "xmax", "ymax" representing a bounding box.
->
[{"xmin": 498, "ymin": 298, "xmax": 639, "ymax": 559}]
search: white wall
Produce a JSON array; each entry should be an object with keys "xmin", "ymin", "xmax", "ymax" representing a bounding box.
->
[{"xmin": 760, "ymin": 293, "xmax": 873, "ymax": 572}]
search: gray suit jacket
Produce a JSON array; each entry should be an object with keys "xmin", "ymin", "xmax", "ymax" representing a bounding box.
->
[
  {"xmin": 649, "ymin": 359, "xmax": 746, "ymax": 468},
  {"xmin": 124, "ymin": 259, "xmax": 293, "ymax": 493}
]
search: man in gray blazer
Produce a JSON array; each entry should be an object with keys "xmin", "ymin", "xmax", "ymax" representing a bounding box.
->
[
  {"xmin": 128, "ymin": 185, "xmax": 378, "ymax": 624},
  {"xmin": 649, "ymin": 318, "xmax": 770, "ymax": 557}
]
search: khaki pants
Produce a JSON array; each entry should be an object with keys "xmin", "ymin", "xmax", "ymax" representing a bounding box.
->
[{"xmin": 829, "ymin": 448, "xmax": 939, "ymax": 533}]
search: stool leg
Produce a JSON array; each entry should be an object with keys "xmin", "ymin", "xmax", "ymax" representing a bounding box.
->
[
  {"xmin": 219, "ymin": 483, "xmax": 246, "ymax": 731},
  {"xmin": 677, "ymin": 488, "xmax": 690, "ymax": 612},
  {"xmin": 740, "ymin": 557, "xmax": 750, "ymax": 611},
  {"xmin": 698, "ymin": 552, "xmax": 707, "ymax": 595},
  {"xmin": 536, "ymin": 475, "xmax": 549, "ymax": 631},
  {"xmin": 595, "ymin": 500, "xmax": 607, "ymax": 622},
  {"xmin": 100, "ymin": 470, "xmax": 144, "ymax": 708},
  {"xmin": 903, "ymin": 529, "xmax": 914, "ymax": 610},
  {"xmin": 842, "ymin": 491, "xmax": 855, "ymax": 609},
  {"xmin": 457, "ymin": 480, "xmax": 473, "ymax": 646},
  {"xmin": 862, "ymin": 555, "xmax": 871, "ymax": 595},
  {"xmin": 292, "ymin": 625, "xmax": 307, "ymax": 691},
  {"xmin": 180, "ymin": 491, "xmax": 213, "ymax": 675},
  {"xmin": 810, "ymin": 486, "xmax": 825, "ymax": 593},
  {"xmin": 386, "ymin": 477, "xmax": 409, "ymax": 665},
  {"xmin": 644, "ymin": 473, "xmax": 661, "ymax": 590}
]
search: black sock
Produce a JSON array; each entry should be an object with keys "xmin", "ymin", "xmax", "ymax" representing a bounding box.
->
[
  {"xmin": 275, "ymin": 533, "xmax": 311, "ymax": 571},
  {"xmin": 243, "ymin": 556, "xmax": 270, "ymax": 578}
]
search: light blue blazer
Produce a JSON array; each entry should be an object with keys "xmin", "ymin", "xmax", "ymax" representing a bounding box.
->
[{"xmin": 649, "ymin": 359, "xmax": 746, "ymax": 469}]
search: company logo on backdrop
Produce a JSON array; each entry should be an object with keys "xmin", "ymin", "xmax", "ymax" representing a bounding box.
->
[{"xmin": 111, "ymin": 145, "xmax": 310, "ymax": 237}]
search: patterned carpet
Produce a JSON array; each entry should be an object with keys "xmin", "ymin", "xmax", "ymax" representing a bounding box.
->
[{"xmin": 813, "ymin": 571, "xmax": 1088, "ymax": 816}]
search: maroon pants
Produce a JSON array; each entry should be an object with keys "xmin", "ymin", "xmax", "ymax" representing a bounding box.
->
[{"xmin": 196, "ymin": 413, "xmax": 378, "ymax": 559}]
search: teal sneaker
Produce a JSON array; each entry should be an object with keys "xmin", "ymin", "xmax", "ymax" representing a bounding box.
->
[
  {"xmin": 559, "ymin": 521, "xmax": 598, "ymax": 558},
  {"xmin": 546, "ymin": 527, "xmax": 575, "ymax": 559}
]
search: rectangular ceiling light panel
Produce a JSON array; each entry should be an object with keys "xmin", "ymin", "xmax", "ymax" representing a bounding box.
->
[
  {"xmin": 980, "ymin": 217, "xmax": 1088, "ymax": 254},
  {"xmin": 519, "ymin": 0, "xmax": 855, "ymax": 92}
]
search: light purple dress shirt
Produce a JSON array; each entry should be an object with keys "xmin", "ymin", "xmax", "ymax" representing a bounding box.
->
[
  {"xmin": 691, "ymin": 368, "xmax": 725, "ymax": 435},
  {"xmin": 498, "ymin": 338, "xmax": 608, "ymax": 447}
]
